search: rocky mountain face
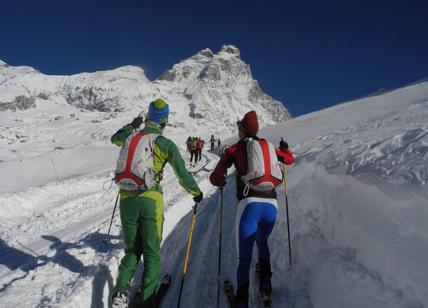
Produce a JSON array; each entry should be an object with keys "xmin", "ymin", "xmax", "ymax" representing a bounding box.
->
[{"xmin": 155, "ymin": 45, "xmax": 291, "ymax": 129}]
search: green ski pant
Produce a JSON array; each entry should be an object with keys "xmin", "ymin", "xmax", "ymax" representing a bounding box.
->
[{"xmin": 113, "ymin": 191, "xmax": 164, "ymax": 308}]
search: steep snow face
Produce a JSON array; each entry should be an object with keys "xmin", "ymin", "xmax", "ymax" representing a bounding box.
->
[{"xmin": 154, "ymin": 45, "xmax": 291, "ymax": 133}]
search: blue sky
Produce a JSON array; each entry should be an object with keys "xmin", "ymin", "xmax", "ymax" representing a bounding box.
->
[{"xmin": 1, "ymin": 0, "xmax": 428, "ymax": 116}]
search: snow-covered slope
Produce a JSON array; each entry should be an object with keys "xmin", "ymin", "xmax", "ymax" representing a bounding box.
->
[
  {"xmin": 1, "ymin": 70, "xmax": 427, "ymax": 307},
  {"xmin": 0, "ymin": 45, "xmax": 290, "ymax": 164}
]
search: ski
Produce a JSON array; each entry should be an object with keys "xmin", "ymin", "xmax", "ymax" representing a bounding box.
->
[
  {"xmin": 259, "ymin": 293, "xmax": 272, "ymax": 308},
  {"xmin": 223, "ymin": 279, "xmax": 237, "ymax": 308},
  {"xmin": 129, "ymin": 274, "xmax": 171, "ymax": 308},
  {"xmin": 155, "ymin": 274, "xmax": 172, "ymax": 307},
  {"xmin": 256, "ymin": 263, "xmax": 272, "ymax": 308},
  {"xmin": 129, "ymin": 290, "xmax": 140, "ymax": 308}
]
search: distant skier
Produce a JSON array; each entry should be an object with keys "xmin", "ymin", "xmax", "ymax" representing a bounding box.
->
[
  {"xmin": 186, "ymin": 136, "xmax": 192, "ymax": 153},
  {"xmin": 197, "ymin": 138, "xmax": 204, "ymax": 163},
  {"xmin": 217, "ymin": 138, "xmax": 221, "ymax": 149},
  {"xmin": 190, "ymin": 137, "xmax": 198, "ymax": 165},
  {"xmin": 209, "ymin": 111, "xmax": 295, "ymax": 308},
  {"xmin": 210, "ymin": 134, "xmax": 216, "ymax": 151},
  {"xmin": 111, "ymin": 99, "xmax": 203, "ymax": 308}
]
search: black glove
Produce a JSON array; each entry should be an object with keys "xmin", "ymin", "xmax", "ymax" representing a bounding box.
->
[
  {"xmin": 279, "ymin": 138, "xmax": 289, "ymax": 150},
  {"xmin": 130, "ymin": 117, "xmax": 143, "ymax": 129},
  {"xmin": 193, "ymin": 192, "xmax": 203, "ymax": 203}
]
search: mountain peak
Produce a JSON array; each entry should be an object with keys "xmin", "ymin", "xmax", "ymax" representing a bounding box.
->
[
  {"xmin": 154, "ymin": 45, "xmax": 290, "ymax": 125},
  {"xmin": 196, "ymin": 48, "xmax": 214, "ymax": 58},
  {"xmin": 220, "ymin": 45, "xmax": 240, "ymax": 57},
  {"xmin": 111, "ymin": 65, "xmax": 145, "ymax": 74}
]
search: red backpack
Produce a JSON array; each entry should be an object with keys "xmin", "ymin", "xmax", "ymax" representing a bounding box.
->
[{"xmin": 114, "ymin": 131, "xmax": 159, "ymax": 190}]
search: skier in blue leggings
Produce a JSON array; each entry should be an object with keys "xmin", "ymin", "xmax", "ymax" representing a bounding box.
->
[
  {"xmin": 210, "ymin": 111, "xmax": 295, "ymax": 307},
  {"xmin": 236, "ymin": 197, "xmax": 278, "ymax": 294}
]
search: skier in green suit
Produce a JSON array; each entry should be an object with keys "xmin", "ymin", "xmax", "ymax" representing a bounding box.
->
[{"xmin": 111, "ymin": 98, "xmax": 203, "ymax": 308}]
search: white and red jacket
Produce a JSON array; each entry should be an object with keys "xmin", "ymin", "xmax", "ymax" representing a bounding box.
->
[{"xmin": 209, "ymin": 136, "xmax": 295, "ymax": 201}]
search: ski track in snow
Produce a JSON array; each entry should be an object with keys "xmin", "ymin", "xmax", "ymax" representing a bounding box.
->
[{"xmin": 1, "ymin": 82, "xmax": 428, "ymax": 307}]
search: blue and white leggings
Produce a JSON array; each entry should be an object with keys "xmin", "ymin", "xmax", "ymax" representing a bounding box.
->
[{"xmin": 235, "ymin": 197, "xmax": 277, "ymax": 289}]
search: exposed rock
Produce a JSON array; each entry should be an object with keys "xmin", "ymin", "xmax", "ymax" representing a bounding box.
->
[
  {"xmin": 189, "ymin": 102, "xmax": 204, "ymax": 119},
  {"xmin": 220, "ymin": 45, "xmax": 241, "ymax": 57},
  {"xmin": 157, "ymin": 70, "xmax": 176, "ymax": 81},
  {"xmin": 0, "ymin": 96, "xmax": 36, "ymax": 111},
  {"xmin": 199, "ymin": 65, "xmax": 221, "ymax": 81},
  {"xmin": 37, "ymin": 93, "xmax": 50, "ymax": 100},
  {"xmin": 64, "ymin": 87, "xmax": 119, "ymax": 112},
  {"xmin": 248, "ymin": 82, "xmax": 291, "ymax": 122},
  {"xmin": 198, "ymin": 48, "xmax": 214, "ymax": 58}
]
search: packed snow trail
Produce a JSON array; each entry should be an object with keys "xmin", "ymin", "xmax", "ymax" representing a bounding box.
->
[{"xmin": 0, "ymin": 150, "xmax": 219, "ymax": 307}]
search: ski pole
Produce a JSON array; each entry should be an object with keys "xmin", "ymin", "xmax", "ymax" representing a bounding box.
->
[
  {"xmin": 177, "ymin": 203, "xmax": 198, "ymax": 308},
  {"xmin": 283, "ymin": 164, "xmax": 292, "ymax": 266},
  {"xmin": 217, "ymin": 187, "xmax": 224, "ymax": 308},
  {"xmin": 103, "ymin": 192, "xmax": 119, "ymax": 244}
]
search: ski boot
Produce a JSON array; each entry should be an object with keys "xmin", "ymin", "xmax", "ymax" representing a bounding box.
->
[
  {"xmin": 235, "ymin": 282, "xmax": 249, "ymax": 308},
  {"xmin": 224, "ymin": 279, "xmax": 237, "ymax": 308},
  {"xmin": 256, "ymin": 260, "xmax": 272, "ymax": 295}
]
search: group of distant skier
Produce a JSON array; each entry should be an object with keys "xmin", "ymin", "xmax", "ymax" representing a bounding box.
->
[
  {"xmin": 110, "ymin": 98, "xmax": 294, "ymax": 308},
  {"xmin": 210, "ymin": 134, "xmax": 221, "ymax": 151},
  {"xmin": 185, "ymin": 135, "xmax": 222, "ymax": 166},
  {"xmin": 186, "ymin": 136, "xmax": 205, "ymax": 165}
]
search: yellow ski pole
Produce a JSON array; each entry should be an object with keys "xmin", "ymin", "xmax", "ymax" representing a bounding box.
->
[{"xmin": 177, "ymin": 203, "xmax": 198, "ymax": 308}]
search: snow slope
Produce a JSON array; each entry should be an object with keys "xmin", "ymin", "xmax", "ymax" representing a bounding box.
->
[{"xmin": 1, "ymin": 78, "xmax": 427, "ymax": 308}]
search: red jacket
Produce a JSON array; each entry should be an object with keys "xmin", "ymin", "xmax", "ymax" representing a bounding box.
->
[
  {"xmin": 197, "ymin": 140, "xmax": 205, "ymax": 149},
  {"xmin": 209, "ymin": 137, "xmax": 295, "ymax": 200}
]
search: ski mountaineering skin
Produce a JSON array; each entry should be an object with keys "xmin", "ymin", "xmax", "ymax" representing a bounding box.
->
[
  {"xmin": 110, "ymin": 98, "xmax": 203, "ymax": 308},
  {"xmin": 210, "ymin": 111, "xmax": 295, "ymax": 308}
]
